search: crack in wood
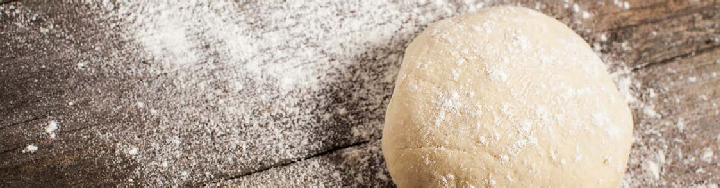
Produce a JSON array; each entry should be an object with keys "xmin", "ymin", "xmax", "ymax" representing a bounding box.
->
[
  {"xmin": 632, "ymin": 44, "xmax": 720, "ymax": 72},
  {"xmin": 0, "ymin": 0, "xmax": 17, "ymax": 5},
  {"xmin": 201, "ymin": 139, "xmax": 374, "ymax": 186},
  {"xmin": 0, "ymin": 146, "xmax": 22, "ymax": 155},
  {"xmin": 0, "ymin": 115, "xmax": 41, "ymax": 131}
]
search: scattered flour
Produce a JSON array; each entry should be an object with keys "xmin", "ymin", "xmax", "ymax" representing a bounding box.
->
[
  {"xmin": 22, "ymin": 144, "xmax": 38, "ymax": 153},
  {"xmin": 3, "ymin": 0, "xmax": 710, "ymax": 187},
  {"xmin": 85, "ymin": 0, "xmax": 449, "ymax": 185},
  {"xmin": 613, "ymin": 0, "xmax": 631, "ymax": 9},
  {"xmin": 701, "ymin": 149, "xmax": 714, "ymax": 163},
  {"xmin": 45, "ymin": 120, "xmax": 59, "ymax": 139},
  {"xmin": 582, "ymin": 11, "xmax": 591, "ymax": 19},
  {"xmin": 644, "ymin": 160, "xmax": 661, "ymax": 180},
  {"xmin": 127, "ymin": 146, "xmax": 139, "ymax": 156},
  {"xmin": 676, "ymin": 118, "xmax": 685, "ymax": 132},
  {"xmin": 95, "ymin": 0, "xmax": 682, "ymax": 186}
]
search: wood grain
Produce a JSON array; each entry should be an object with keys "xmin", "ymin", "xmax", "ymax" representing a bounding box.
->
[{"xmin": 1, "ymin": 0, "xmax": 718, "ymax": 187}]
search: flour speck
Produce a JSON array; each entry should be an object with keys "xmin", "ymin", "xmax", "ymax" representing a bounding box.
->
[
  {"xmin": 45, "ymin": 120, "xmax": 59, "ymax": 139},
  {"xmin": 23, "ymin": 144, "xmax": 38, "ymax": 153}
]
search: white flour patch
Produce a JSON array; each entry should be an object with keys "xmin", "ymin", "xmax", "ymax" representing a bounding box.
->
[
  {"xmin": 91, "ymin": 0, "xmax": 458, "ymax": 186},
  {"xmin": 45, "ymin": 120, "xmax": 59, "ymax": 139},
  {"xmin": 701, "ymin": 149, "xmax": 714, "ymax": 163},
  {"xmin": 676, "ymin": 118, "xmax": 685, "ymax": 132},
  {"xmin": 23, "ymin": 144, "xmax": 38, "ymax": 153},
  {"xmin": 644, "ymin": 160, "xmax": 660, "ymax": 180},
  {"xmin": 127, "ymin": 146, "xmax": 139, "ymax": 156}
]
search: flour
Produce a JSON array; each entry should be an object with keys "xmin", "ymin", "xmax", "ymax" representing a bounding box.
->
[
  {"xmin": 22, "ymin": 144, "xmax": 38, "ymax": 153},
  {"xmin": 613, "ymin": 0, "xmax": 631, "ymax": 9},
  {"xmin": 91, "ymin": 0, "xmax": 436, "ymax": 185},
  {"xmin": 701, "ymin": 148, "xmax": 714, "ymax": 163},
  {"xmin": 644, "ymin": 160, "xmax": 660, "ymax": 180},
  {"xmin": 2, "ymin": 0, "xmax": 688, "ymax": 186},
  {"xmin": 45, "ymin": 120, "xmax": 59, "ymax": 139}
]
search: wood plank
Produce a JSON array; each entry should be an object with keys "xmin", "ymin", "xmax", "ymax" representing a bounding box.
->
[
  {"xmin": 591, "ymin": 1, "xmax": 720, "ymax": 186},
  {"xmin": 1, "ymin": 0, "xmax": 719, "ymax": 187},
  {"xmin": 628, "ymin": 47, "xmax": 720, "ymax": 187},
  {"xmin": 0, "ymin": 1, "xmax": 142, "ymax": 186},
  {"xmin": 595, "ymin": 1, "xmax": 720, "ymax": 70}
]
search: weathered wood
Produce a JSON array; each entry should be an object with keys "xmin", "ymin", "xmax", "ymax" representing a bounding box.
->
[
  {"xmin": 590, "ymin": 1, "xmax": 720, "ymax": 186},
  {"xmin": 1, "ymin": 1, "xmax": 143, "ymax": 186},
  {"xmin": 208, "ymin": 140, "xmax": 392, "ymax": 187},
  {"xmin": 630, "ymin": 47, "xmax": 720, "ymax": 186},
  {"xmin": 1, "ymin": 0, "xmax": 718, "ymax": 187},
  {"xmin": 598, "ymin": 1, "xmax": 720, "ymax": 70}
]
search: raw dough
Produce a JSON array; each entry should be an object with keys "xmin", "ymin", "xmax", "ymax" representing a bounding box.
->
[{"xmin": 381, "ymin": 6, "xmax": 633, "ymax": 187}]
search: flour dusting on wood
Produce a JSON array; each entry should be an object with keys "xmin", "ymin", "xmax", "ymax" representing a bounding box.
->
[{"xmin": 2, "ymin": 0, "xmax": 718, "ymax": 187}]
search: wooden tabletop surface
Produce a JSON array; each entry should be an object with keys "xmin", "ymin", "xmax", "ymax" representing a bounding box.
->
[{"xmin": 1, "ymin": 0, "xmax": 718, "ymax": 187}]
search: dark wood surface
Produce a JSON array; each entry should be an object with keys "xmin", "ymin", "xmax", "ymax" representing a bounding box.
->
[{"xmin": 1, "ymin": 0, "xmax": 718, "ymax": 187}]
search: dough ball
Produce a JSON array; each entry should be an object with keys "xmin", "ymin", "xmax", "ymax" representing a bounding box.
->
[{"xmin": 381, "ymin": 6, "xmax": 633, "ymax": 187}]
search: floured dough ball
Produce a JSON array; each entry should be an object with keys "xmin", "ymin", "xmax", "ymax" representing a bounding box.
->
[{"xmin": 381, "ymin": 6, "xmax": 633, "ymax": 187}]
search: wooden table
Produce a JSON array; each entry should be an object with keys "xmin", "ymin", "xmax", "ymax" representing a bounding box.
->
[{"xmin": 1, "ymin": 0, "xmax": 718, "ymax": 187}]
